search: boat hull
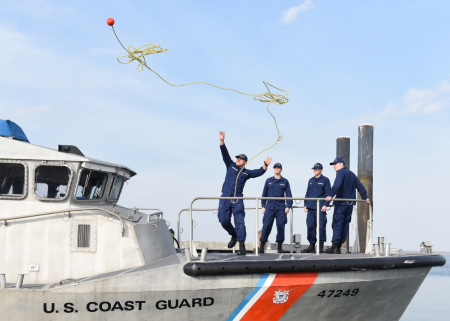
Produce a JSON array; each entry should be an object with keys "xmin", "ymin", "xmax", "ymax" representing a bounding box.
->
[{"xmin": 0, "ymin": 258, "xmax": 432, "ymax": 321}]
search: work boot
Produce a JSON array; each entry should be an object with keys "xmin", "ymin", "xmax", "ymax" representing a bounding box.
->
[
  {"xmin": 259, "ymin": 242, "xmax": 266, "ymax": 254},
  {"xmin": 319, "ymin": 242, "xmax": 324, "ymax": 253},
  {"xmin": 301, "ymin": 244, "xmax": 316, "ymax": 253},
  {"xmin": 228, "ymin": 233, "xmax": 237, "ymax": 248},
  {"xmin": 237, "ymin": 241, "xmax": 247, "ymax": 256},
  {"xmin": 324, "ymin": 243, "xmax": 341, "ymax": 254},
  {"xmin": 277, "ymin": 242, "xmax": 283, "ymax": 253}
]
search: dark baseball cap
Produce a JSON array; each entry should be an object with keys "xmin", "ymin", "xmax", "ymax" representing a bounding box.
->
[
  {"xmin": 312, "ymin": 163, "xmax": 323, "ymax": 169},
  {"xmin": 273, "ymin": 162, "xmax": 282, "ymax": 169},
  {"xmin": 330, "ymin": 157, "xmax": 345, "ymax": 165},
  {"xmin": 235, "ymin": 154, "xmax": 248, "ymax": 162}
]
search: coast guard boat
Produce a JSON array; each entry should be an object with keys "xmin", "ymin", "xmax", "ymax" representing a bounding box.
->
[{"xmin": 0, "ymin": 120, "xmax": 445, "ymax": 320}]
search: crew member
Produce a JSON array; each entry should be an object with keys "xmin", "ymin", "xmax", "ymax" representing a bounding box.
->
[
  {"xmin": 218, "ymin": 131, "xmax": 271, "ymax": 256},
  {"xmin": 301, "ymin": 163, "xmax": 331, "ymax": 253},
  {"xmin": 259, "ymin": 163, "xmax": 292, "ymax": 254},
  {"xmin": 325, "ymin": 157, "xmax": 370, "ymax": 254}
]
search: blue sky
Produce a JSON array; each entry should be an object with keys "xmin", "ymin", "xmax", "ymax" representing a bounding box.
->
[{"xmin": 1, "ymin": 1, "xmax": 449, "ymax": 250}]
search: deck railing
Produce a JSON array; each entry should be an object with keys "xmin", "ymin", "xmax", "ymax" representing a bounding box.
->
[{"xmin": 182, "ymin": 197, "xmax": 372, "ymax": 256}]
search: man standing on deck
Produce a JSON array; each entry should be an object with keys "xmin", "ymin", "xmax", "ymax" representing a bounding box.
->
[
  {"xmin": 325, "ymin": 158, "xmax": 371, "ymax": 254},
  {"xmin": 259, "ymin": 162, "xmax": 293, "ymax": 254},
  {"xmin": 218, "ymin": 131, "xmax": 271, "ymax": 256},
  {"xmin": 301, "ymin": 163, "xmax": 331, "ymax": 254}
]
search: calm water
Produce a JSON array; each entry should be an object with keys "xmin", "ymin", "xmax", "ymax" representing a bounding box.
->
[{"xmin": 400, "ymin": 255, "xmax": 450, "ymax": 320}]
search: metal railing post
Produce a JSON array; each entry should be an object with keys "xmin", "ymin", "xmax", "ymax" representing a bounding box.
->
[
  {"xmin": 255, "ymin": 198, "xmax": 259, "ymax": 256},
  {"xmin": 316, "ymin": 200, "xmax": 320, "ymax": 255},
  {"xmin": 177, "ymin": 210, "xmax": 182, "ymax": 244},
  {"xmin": 290, "ymin": 208, "xmax": 294, "ymax": 254},
  {"xmin": 189, "ymin": 201, "xmax": 194, "ymax": 256},
  {"xmin": 369, "ymin": 204, "xmax": 373, "ymax": 253}
]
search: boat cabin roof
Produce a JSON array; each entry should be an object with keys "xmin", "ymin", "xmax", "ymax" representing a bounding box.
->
[{"xmin": 0, "ymin": 137, "xmax": 136, "ymax": 178}]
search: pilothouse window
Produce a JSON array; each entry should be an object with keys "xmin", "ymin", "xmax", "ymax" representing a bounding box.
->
[
  {"xmin": 76, "ymin": 169, "xmax": 108, "ymax": 200},
  {"xmin": 35, "ymin": 165, "xmax": 71, "ymax": 199},
  {"xmin": 108, "ymin": 176, "xmax": 124, "ymax": 201},
  {"xmin": 0, "ymin": 163, "xmax": 25, "ymax": 196}
]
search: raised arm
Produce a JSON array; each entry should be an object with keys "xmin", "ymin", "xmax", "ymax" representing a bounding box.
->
[
  {"xmin": 248, "ymin": 156, "xmax": 271, "ymax": 178},
  {"xmin": 219, "ymin": 131, "xmax": 232, "ymax": 168}
]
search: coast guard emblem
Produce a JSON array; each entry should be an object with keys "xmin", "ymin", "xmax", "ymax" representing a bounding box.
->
[{"xmin": 273, "ymin": 290, "xmax": 290, "ymax": 304}]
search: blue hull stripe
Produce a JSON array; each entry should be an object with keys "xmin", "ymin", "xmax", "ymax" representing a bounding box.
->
[{"xmin": 227, "ymin": 274, "xmax": 269, "ymax": 321}]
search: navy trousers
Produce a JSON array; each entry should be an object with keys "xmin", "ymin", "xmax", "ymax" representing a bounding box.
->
[
  {"xmin": 331, "ymin": 205, "xmax": 353, "ymax": 244},
  {"xmin": 260, "ymin": 208, "xmax": 287, "ymax": 243},
  {"xmin": 218, "ymin": 199, "xmax": 246, "ymax": 242},
  {"xmin": 306, "ymin": 209, "xmax": 327, "ymax": 244}
]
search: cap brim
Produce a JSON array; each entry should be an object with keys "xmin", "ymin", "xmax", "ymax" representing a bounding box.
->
[{"xmin": 330, "ymin": 162, "xmax": 336, "ymax": 165}]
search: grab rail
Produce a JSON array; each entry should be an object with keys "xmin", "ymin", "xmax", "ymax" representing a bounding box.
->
[
  {"xmin": 178, "ymin": 205, "xmax": 306, "ymax": 251},
  {"xmin": 187, "ymin": 197, "xmax": 372, "ymax": 256},
  {"xmin": 133, "ymin": 208, "xmax": 163, "ymax": 219},
  {"xmin": 0, "ymin": 208, "xmax": 125, "ymax": 235}
]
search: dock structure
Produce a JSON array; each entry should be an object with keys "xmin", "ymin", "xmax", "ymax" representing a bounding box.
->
[
  {"xmin": 336, "ymin": 136, "xmax": 351, "ymax": 252},
  {"xmin": 357, "ymin": 124, "xmax": 374, "ymax": 253}
]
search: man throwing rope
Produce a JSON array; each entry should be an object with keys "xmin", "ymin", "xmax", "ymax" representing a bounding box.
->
[{"xmin": 218, "ymin": 131, "xmax": 271, "ymax": 256}]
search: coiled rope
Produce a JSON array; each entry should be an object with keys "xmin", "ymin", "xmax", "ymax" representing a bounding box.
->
[{"xmin": 110, "ymin": 24, "xmax": 289, "ymax": 200}]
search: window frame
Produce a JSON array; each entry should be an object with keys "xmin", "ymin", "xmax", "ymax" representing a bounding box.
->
[
  {"xmin": 32, "ymin": 162, "xmax": 73, "ymax": 202},
  {"xmin": 73, "ymin": 168, "xmax": 110, "ymax": 203},
  {"xmin": 0, "ymin": 160, "xmax": 28, "ymax": 200},
  {"xmin": 107, "ymin": 175, "xmax": 126, "ymax": 202}
]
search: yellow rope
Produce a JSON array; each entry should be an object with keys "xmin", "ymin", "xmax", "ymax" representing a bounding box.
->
[{"xmin": 111, "ymin": 26, "xmax": 289, "ymax": 200}]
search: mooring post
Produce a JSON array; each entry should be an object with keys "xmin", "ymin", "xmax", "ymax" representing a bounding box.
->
[
  {"xmin": 336, "ymin": 136, "xmax": 351, "ymax": 252},
  {"xmin": 357, "ymin": 124, "xmax": 374, "ymax": 253}
]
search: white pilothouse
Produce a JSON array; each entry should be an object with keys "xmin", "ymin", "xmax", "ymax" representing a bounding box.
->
[{"xmin": 0, "ymin": 120, "xmax": 445, "ymax": 320}]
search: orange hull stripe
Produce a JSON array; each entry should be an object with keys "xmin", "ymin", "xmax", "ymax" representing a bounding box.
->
[{"xmin": 241, "ymin": 273, "xmax": 318, "ymax": 321}]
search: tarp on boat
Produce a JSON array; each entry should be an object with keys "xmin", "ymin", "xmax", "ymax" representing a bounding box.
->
[{"xmin": 0, "ymin": 119, "xmax": 30, "ymax": 143}]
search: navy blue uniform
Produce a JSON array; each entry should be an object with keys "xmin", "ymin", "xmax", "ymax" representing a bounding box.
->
[
  {"xmin": 328, "ymin": 167, "xmax": 367, "ymax": 244},
  {"xmin": 260, "ymin": 176, "xmax": 293, "ymax": 243},
  {"xmin": 218, "ymin": 144, "xmax": 266, "ymax": 242},
  {"xmin": 304, "ymin": 175, "xmax": 331, "ymax": 244}
]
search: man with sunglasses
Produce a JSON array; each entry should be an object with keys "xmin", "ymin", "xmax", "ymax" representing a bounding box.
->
[
  {"xmin": 301, "ymin": 163, "xmax": 331, "ymax": 253},
  {"xmin": 259, "ymin": 162, "xmax": 293, "ymax": 254},
  {"xmin": 325, "ymin": 158, "xmax": 370, "ymax": 254},
  {"xmin": 218, "ymin": 131, "xmax": 272, "ymax": 255}
]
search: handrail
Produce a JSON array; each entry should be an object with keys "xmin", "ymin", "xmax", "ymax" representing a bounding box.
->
[
  {"xmin": 178, "ymin": 207, "xmax": 265, "ymax": 245},
  {"xmin": 147, "ymin": 212, "xmax": 164, "ymax": 221},
  {"xmin": 188, "ymin": 197, "xmax": 372, "ymax": 256},
  {"xmin": 133, "ymin": 208, "xmax": 163, "ymax": 218},
  {"xmin": 177, "ymin": 205, "xmax": 306, "ymax": 251},
  {"xmin": 0, "ymin": 207, "xmax": 125, "ymax": 235}
]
